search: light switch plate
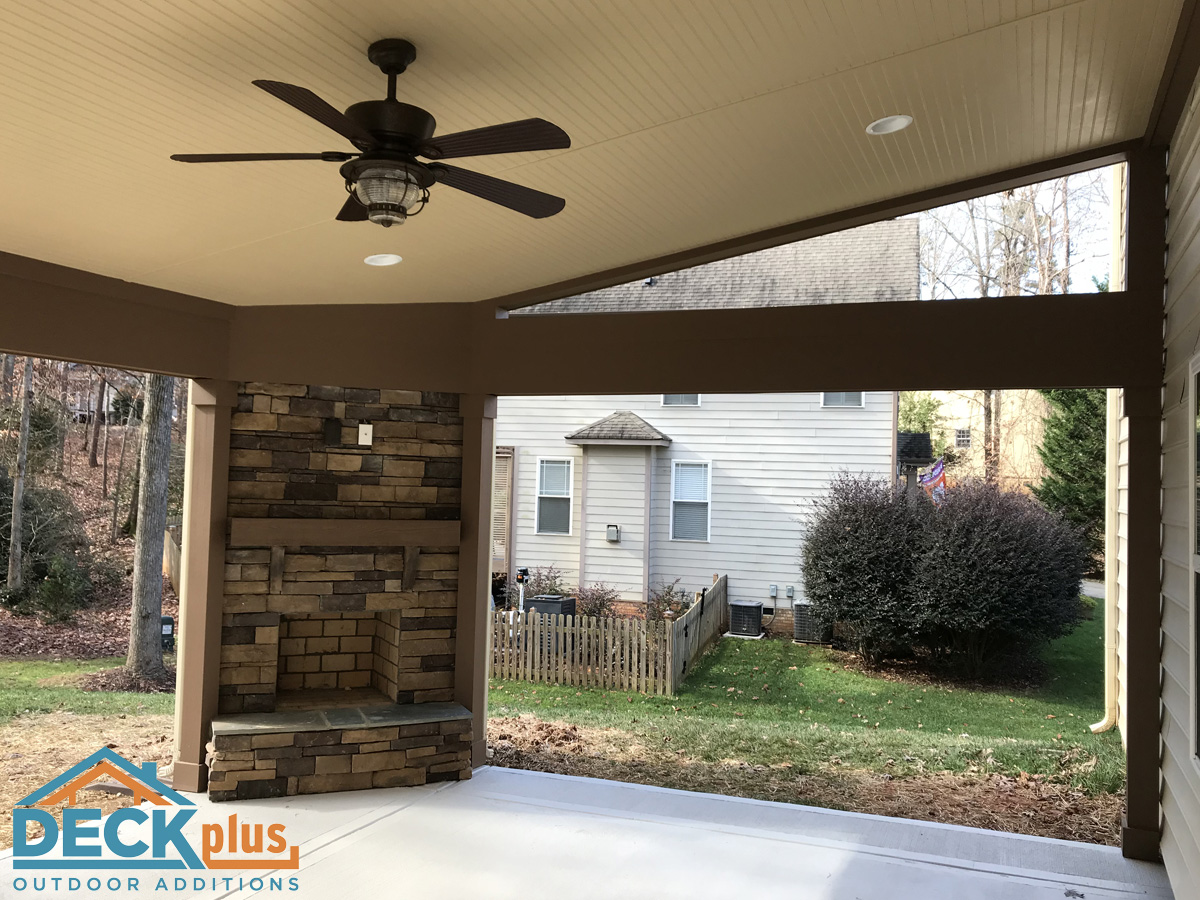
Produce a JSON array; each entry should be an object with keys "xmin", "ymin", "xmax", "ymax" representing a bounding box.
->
[{"xmin": 357, "ymin": 423, "xmax": 373, "ymax": 446}]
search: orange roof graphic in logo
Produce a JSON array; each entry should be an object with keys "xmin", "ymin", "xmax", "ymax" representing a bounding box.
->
[
  {"xmin": 33, "ymin": 759, "xmax": 172, "ymax": 808},
  {"xmin": 15, "ymin": 747, "xmax": 192, "ymax": 808}
]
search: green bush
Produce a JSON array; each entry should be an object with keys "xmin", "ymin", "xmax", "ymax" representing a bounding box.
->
[
  {"xmin": 0, "ymin": 471, "xmax": 94, "ymax": 622},
  {"xmin": 914, "ymin": 479, "xmax": 1087, "ymax": 675},
  {"xmin": 801, "ymin": 474, "xmax": 1086, "ymax": 674},
  {"xmin": 801, "ymin": 475, "xmax": 931, "ymax": 662}
]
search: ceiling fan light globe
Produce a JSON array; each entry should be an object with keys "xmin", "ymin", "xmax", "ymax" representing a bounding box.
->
[{"xmin": 354, "ymin": 166, "xmax": 425, "ymax": 210}]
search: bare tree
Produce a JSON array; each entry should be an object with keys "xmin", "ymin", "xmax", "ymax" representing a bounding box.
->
[
  {"xmin": 6, "ymin": 360, "xmax": 33, "ymax": 591},
  {"xmin": 126, "ymin": 373, "xmax": 174, "ymax": 677},
  {"xmin": 88, "ymin": 374, "xmax": 106, "ymax": 467},
  {"xmin": 918, "ymin": 170, "xmax": 1109, "ymax": 483},
  {"xmin": 1, "ymin": 355, "xmax": 14, "ymax": 406}
]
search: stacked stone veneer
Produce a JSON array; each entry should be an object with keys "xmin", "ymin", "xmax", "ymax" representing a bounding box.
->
[
  {"xmin": 218, "ymin": 383, "xmax": 462, "ymax": 715},
  {"xmin": 206, "ymin": 706, "xmax": 473, "ymax": 801}
]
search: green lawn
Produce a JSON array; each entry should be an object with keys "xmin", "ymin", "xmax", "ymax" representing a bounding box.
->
[
  {"xmin": 488, "ymin": 607, "xmax": 1124, "ymax": 793},
  {"xmin": 0, "ymin": 657, "xmax": 176, "ymax": 723}
]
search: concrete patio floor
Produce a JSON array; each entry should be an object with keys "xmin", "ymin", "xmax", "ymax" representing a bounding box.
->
[{"xmin": 2, "ymin": 766, "xmax": 1173, "ymax": 899}]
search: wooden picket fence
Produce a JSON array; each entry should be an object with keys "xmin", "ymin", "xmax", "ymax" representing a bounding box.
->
[
  {"xmin": 489, "ymin": 575, "xmax": 728, "ymax": 696},
  {"xmin": 667, "ymin": 574, "xmax": 728, "ymax": 687}
]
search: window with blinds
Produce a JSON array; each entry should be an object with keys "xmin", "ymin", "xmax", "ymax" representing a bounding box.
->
[
  {"xmin": 662, "ymin": 394, "xmax": 700, "ymax": 406},
  {"xmin": 822, "ymin": 391, "xmax": 864, "ymax": 407},
  {"xmin": 671, "ymin": 461, "xmax": 710, "ymax": 541},
  {"xmin": 536, "ymin": 458, "xmax": 572, "ymax": 535},
  {"xmin": 492, "ymin": 448, "xmax": 513, "ymax": 571}
]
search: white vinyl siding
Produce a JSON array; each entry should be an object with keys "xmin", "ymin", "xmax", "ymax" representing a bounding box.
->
[
  {"xmin": 495, "ymin": 392, "xmax": 893, "ymax": 608},
  {"xmin": 822, "ymin": 391, "xmax": 863, "ymax": 407},
  {"xmin": 582, "ymin": 446, "xmax": 649, "ymax": 601},
  {"xmin": 536, "ymin": 458, "xmax": 572, "ymax": 535},
  {"xmin": 663, "ymin": 394, "xmax": 700, "ymax": 406},
  {"xmin": 1161, "ymin": 78, "xmax": 1200, "ymax": 900},
  {"xmin": 671, "ymin": 461, "xmax": 710, "ymax": 541}
]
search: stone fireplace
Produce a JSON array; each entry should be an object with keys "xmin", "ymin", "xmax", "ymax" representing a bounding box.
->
[{"xmin": 204, "ymin": 383, "xmax": 472, "ymax": 801}]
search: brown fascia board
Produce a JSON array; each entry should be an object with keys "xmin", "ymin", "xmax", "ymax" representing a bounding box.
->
[
  {"xmin": 0, "ymin": 250, "xmax": 231, "ymax": 378},
  {"xmin": 1145, "ymin": 0, "xmax": 1200, "ymax": 148},
  {"xmin": 487, "ymin": 140, "xmax": 1140, "ymax": 313}
]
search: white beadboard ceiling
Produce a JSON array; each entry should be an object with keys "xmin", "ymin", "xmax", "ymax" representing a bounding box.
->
[{"xmin": 0, "ymin": 0, "xmax": 1182, "ymax": 306}]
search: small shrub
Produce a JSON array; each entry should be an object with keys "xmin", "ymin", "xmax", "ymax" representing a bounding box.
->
[
  {"xmin": 575, "ymin": 582, "xmax": 620, "ymax": 617},
  {"xmin": 914, "ymin": 479, "xmax": 1087, "ymax": 675},
  {"xmin": 29, "ymin": 553, "xmax": 93, "ymax": 623},
  {"xmin": 801, "ymin": 474, "xmax": 931, "ymax": 663},
  {"xmin": 646, "ymin": 578, "xmax": 693, "ymax": 620},
  {"xmin": 0, "ymin": 472, "xmax": 94, "ymax": 622}
]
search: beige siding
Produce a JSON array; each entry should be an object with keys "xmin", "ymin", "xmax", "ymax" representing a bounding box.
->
[{"xmin": 1162, "ymin": 73, "xmax": 1200, "ymax": 898}]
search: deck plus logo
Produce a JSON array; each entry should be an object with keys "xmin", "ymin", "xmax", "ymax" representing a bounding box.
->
[{"xmin": 9, "ymin": 748, "xmax": 300, "ymax": 893}]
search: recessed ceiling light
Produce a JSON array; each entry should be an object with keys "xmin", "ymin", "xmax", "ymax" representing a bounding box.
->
[
  {"xmin": 364, "ymin": 253, "xmax": 403, "ymax": 266},
  {"xmin": 865, "ymin": 115, "xmax": 913, "ymax": 136}
]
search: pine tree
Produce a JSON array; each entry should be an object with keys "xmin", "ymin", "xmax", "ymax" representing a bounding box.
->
[{"xmin": 1032, "ymin": 388, "xmax": 1106, "ymax": 568}]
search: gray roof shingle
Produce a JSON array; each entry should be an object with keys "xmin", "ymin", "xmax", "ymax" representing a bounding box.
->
[
  {"xmin": 566, "ymin": 411, "xmax": 672, "ymax": 445},
  {"xmin": 515, "ymin": 219, "xmax": 918, "ymax": 315}
]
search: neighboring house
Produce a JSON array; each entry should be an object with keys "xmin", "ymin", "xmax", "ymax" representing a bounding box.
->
[
  {"xmin": 933, "ymin": 389, "xmax": 1050, "ymax": 492},
  {"xmin": 494, "ymin": 221, "xmax": 917, "ymax": 621}
]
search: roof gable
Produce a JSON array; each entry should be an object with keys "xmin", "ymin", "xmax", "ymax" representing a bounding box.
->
[{"xmin": 566, "ymin": 411, "xmax": 671, "ymax": 446}]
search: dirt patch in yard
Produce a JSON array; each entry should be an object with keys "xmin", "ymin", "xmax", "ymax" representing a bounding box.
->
[
  {"xmin": 487, "ymin": 715, "xmax": 1122, "ymax": 846},
  {"xmin": 0, "ymin": 712, "xmax": 175, "ymax": 850},
  {"xmin": 76, "ymin": 666, "xmax": 177, "ymax": 693}
]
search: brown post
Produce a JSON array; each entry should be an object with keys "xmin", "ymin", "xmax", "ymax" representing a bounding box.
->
[
  {"xmin": 455, "ymin": 394, "xmax": 496, "ymax": 767},
  {"xmin": 172, "ymin": 379, "xmax": 235, "ymax": 793},
  {"xmin": 1120, "ymin": 148, "xmax": 1167, "ymax": 860}
]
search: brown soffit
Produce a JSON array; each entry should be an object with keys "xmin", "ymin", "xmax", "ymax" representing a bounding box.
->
[
  {"xmin": 488, "ymin": 140, "xmax": 1141, "ymax": 312},
  {"xmin": 1146, "ymin": 0, "xmax": 1200, "ymax": 147}
]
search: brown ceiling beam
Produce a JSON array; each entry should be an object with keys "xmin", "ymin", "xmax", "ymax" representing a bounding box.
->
[
  {"xmin": 1146, "ymin": 0, "xmax": 1200, "ymax": 148},
  {"xmin": 0, "ymin": 251, "xmax": 231, "ymax": 378},
  {"xmin": 217, "ymin": 287, "xmax": 1159, "ymax": 396},
  {"xmin": 486, "ymin": 140, "xmax": 1140, "ymax": 313},
  {"xmin": 470, "ymin": 290, "xmax": 1160, "ymax": 395}
]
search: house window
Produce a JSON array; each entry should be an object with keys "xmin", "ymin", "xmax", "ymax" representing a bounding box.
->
[
  {"xmin": 955, "ymin": 428, "xmax": 972, "ymax": 449},
  {"xmin": 536, "ymin": 458, "xmax": 572, "ymax": 535},
  {"xmin": 663, "ymin": 394, "xmax": 700, "ymax": 406},
  {"xmin": 822, "ymin": 392, "xmax": 864, "ymax": 407},
  {"xmin": 671, "ymin": 461, "xmax": 710, "ymax": 541}
]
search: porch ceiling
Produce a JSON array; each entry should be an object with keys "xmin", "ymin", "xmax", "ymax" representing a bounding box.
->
[{"xmin": 0, "ymin": 1, "xmax": 1184, "ymax": 307}]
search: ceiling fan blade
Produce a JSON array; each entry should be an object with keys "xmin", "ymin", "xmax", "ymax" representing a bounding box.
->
[
  {"xmin": 336, "ymin": 194, "xmax": 369, "ymax": 222},
  {"xmin": 171, "ymin": 152, "xmax": 355, "ymax": 163},
  {"xmin": 423, "ymin": 118, "xmax": 569, "ymax": 160},
  {"xmin": 433, "ymin": 164, "xmax": 565, "ymax": 218},
  {"xmin": 253, "ymin": 80, "xmax": 376, "ymax": 149}
]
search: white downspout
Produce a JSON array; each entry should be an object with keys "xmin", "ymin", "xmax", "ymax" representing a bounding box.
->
[{"xmin": 1091, "ymin": 387, "xmax": 1121, "ymax": 733}]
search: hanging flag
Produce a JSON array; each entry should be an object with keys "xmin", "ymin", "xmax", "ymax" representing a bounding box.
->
[{"xmin": 919, "ymin": 458, "xmax": 947, "ymax": 505}]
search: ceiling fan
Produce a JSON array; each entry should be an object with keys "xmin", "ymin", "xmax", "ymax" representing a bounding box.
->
[{"xmin": 171, "ymin": 39, "xmax": 570, "ymax": 226}]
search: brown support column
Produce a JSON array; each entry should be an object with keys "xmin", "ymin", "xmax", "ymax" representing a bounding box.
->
[
  {"xmin": 455, "ymin": 394, "xmax": 496, "ymax": 768},
  {"xmin": 172, "ymin": 379, "xmax": 235, "ymax": 793},
  {"xmin": 1121, "ymin": 148, "xmax": 1167, "ymax": 860}
]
